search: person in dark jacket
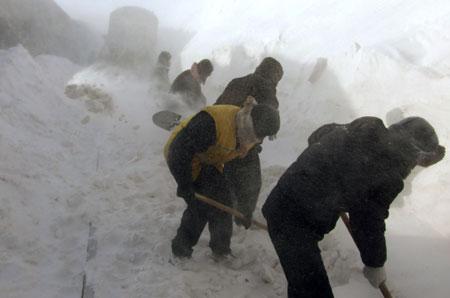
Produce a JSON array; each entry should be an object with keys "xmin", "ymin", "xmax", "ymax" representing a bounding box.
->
[
  {"xmin": 262, "ymin": 116, "xmax": 445, "ymax": 298},
  {"xmin": 170, "ymin": 59, "xmax": 213, "ymax": 109},
  {"xmin": 215, "ymin": 57, "xmax": 284, "ymax": 228},
  {"xmin": 216, "ymin": 57, "xmax": 283, "ymax": 109},
  {"xmin": 165, "ymin": 97, "xmax": 280, "ymax": 259}
]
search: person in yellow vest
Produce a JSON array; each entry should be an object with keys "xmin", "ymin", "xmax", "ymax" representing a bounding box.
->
[{"xmin": 164, "ymin": 97, "xmax": 280, "ymax": 258}]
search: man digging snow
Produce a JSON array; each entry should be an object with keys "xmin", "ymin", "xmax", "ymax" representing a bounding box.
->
[
  {"xmin": 164, "ymin": 97, "xmax": 280, "ymax": 259},
  {"xmin": 262, "ymin": 116, "xmax": 445, "ymax": 298}
]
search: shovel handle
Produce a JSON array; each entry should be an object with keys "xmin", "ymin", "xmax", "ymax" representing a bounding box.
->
[
  {"xmin": 340, "ymin": 213, "xmax": 393, "ymax": 298},
  {"xmin": 194, "ymin": 193, "xmax": 268, "ymax": 230}
]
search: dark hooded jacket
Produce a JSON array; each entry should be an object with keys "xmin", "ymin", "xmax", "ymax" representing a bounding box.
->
[
  {"xmin": 170, "ymin": 70, "xmax": 206, "ymax": 108},
  {"xmin": 263, "ymin": 117, "xmax": 418, "ymax": 267},
  {"xmin": 215, "ymin": 57, "xmax": 283, "ymax": 109}
]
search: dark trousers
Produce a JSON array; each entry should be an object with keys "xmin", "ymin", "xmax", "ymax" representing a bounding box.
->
[
  {"xmin": 223, "ymin": 147, "xmax": 261, "ymax": 217},
  {"xmin": 172, "ymin": 166, "xmax": 233, "ymax": 256},
  {"xmin": 266, "ymin": 217, "xmax": 334, "ymax": 298}
]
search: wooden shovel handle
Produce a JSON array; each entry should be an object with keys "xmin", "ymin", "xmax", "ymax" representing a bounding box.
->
[{"xmin": 194, "ymin": 193, "xmax": 268, "ymax": 230}]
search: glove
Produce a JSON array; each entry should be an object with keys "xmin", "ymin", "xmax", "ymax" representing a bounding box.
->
[
  {"xmin": 363, "ymin": 266, "xmax": 386, "ymax": 288},
  {"xmin": 176, "ymin": 186, "xmax": 195, "ymax": 206},
  {"xmin": 235, "ymin": 212, "xmax": 252, "ymax": 229}
]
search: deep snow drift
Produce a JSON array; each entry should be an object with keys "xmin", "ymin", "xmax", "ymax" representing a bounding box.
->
[{"xmin": 1, "ymin": 1, "xmax": 450, "ymax": 298}]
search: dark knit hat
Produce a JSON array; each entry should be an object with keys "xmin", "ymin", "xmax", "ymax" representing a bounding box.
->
[
  {"xmin": 158, "ymin": 51, "xmax": 172, "ymax": 61},
  {"xmin": 389, "ymin": 117, "xmax": 439, "ymax": 152},
  {"xmin": 158, "ymin": 51, "xmax": 171, "ymax": 65},
  {"xmin": 197, "ymin": 59, "xmax": 214, "ymax": 77},
  {"xmin": 251, "ymin": 104, "xmax": 280, "ymax": 138},
  {"xmin": 254, "ymin": 57, "xmax": 284, "ymax": 84}
]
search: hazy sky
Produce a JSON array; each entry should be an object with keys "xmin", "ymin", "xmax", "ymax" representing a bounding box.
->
[
  {"xmin": 54, "ymin": 0, "xmax": 450, "ymax": 65},
  {"xmin": 55, "ymin": 0, "xmax": 205, "ymax": 32}
]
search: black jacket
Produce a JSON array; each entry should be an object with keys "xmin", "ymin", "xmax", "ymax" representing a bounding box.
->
[
  {"xmin": 166, "ymin": 112, "xmax": 216, "ymax": 190},
  {"xmin": 215, "ymin": 74, "xmax": 279, "ymax": 109},
  {"xmin": 263, "ymin": 117, "xmax": 417, "ymax": 267},
  {"xmin": 170, "ymin": 70, "xmax": 206, "ymax": 108}
]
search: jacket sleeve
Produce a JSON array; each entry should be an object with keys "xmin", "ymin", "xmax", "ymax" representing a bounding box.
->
[
  {"xmin": 348, "ymin": 179, "xmax": 404, "ymax": 267},
  {"xmin": 167, "ymin": 111, "xmax": 216, "ymax": 190}
]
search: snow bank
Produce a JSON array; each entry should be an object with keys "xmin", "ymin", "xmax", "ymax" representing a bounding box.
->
[
  {"xmin": 180, "ymin": 0, "xmax": 450, "ymax": 65},
  {"xmin": 0, "ymin": 45, "xmax": 98, "ymax": 297}
]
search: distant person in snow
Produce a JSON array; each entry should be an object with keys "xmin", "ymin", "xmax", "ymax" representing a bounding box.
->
[
  {"xmin": 164, "ymin": 98, "xmax": 280, "ymax": 259},
  {"xmin": 215, "ymin": 57, "xmax": 283, "ymax": 229},
  {"xmin": 216, "ymin": 57, "xmax": 283, "ymax": 108},
  {"xmin": 153, "ymin": 51, "xmax": 172, "ymax": 92},
  {"xmin": 170, "ymin": 58, "xmax": 213, "ymax": 109},
  {"xmin": 262, "ymin": 116, "xmax": 445, "ymax": 298}
]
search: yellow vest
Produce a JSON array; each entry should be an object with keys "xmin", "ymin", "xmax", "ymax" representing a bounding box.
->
[{"xmin": 164, "ymin": 105, "xmax": 242, "ymax": 180}]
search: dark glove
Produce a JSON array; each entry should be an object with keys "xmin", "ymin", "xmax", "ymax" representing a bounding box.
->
[
  {"xmin": 176, "ymin": 186, "xmax": 195, "ymax": 206},
  {"xmin": 235, "ymin": 212, "xmax": 252, "ymax": 229}
]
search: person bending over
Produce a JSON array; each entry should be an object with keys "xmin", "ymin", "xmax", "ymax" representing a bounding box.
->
[
  {"xmin": 165, "ymin": 97, "xmax": 280, "ymax": 259},
  {"xmin": 263, "ymin": 116, "xmax": 445, "ymax": 298}
]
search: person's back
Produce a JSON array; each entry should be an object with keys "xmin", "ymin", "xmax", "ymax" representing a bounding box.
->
[
  {"xmin": 170, "ymin": 69, "xmax": 201, "ymax": 103},
  {"xmin": 264, "ymin": 117, "xmax": 416, "ymax": 233},
  {"xmin": 165, "ymin": 100, "xmax": 280, "ymax": 259},
  {"xmin": 170, "ymin": 59, "xmax": 213, "ymax": 109},
  {"xmin": 262, "ymin": 116, "xmax": 445, "ymax": 297},
  {"xmin": 215, "ymin": 74, "xmax": 252, "ymax": 106}
]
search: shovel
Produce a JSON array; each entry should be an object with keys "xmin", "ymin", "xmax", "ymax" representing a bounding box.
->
[{"xmin": 194, "ymin": 192, "xmax": 267, "ymax": 230}]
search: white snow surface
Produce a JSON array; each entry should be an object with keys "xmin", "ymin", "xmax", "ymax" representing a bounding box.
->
[{"xmin": 1, "ymin": 1, "xmax": 450, "ymax": 298}]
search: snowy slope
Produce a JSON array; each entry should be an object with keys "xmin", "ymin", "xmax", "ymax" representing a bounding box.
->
[
  {"xmin": 0, "ymin": 46, "xmax": 315, "ymax": 298},
  {"xmin": 0, "ymin": 46, "xmax": 97, "ymax": 297},
  {"xmin": 180, "ymin": 0, "xmax": 450, "ymax": 65}
]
